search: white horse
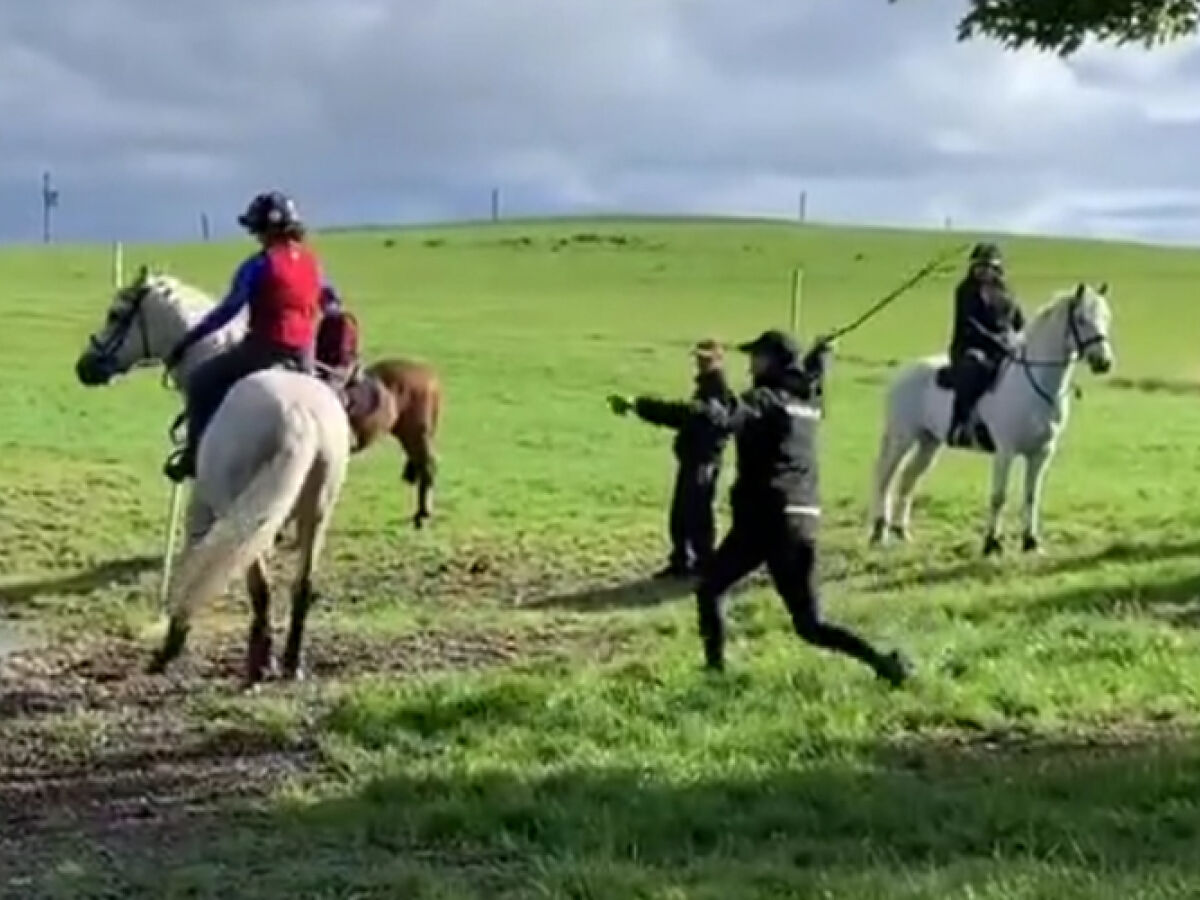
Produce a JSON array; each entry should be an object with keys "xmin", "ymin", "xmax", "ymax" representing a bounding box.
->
[
  {"xmin": 869, "ymin": 282, "xmax": 1114, "ymax": 556},
  {"xmin": 75, "ymin": 266, "xmax": 351, "ymax": 683}
]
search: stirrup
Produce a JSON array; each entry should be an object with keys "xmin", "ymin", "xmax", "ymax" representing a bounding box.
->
[{"xmin": 163, "ymin": 447, "xmax": 194, "ymax": 482}]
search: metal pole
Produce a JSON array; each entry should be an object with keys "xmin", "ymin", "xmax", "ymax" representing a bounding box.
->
[
  {"xmin": 111, "ymin": 241, "xmax": 124, "ymax": 287},
  {"xmin": 789, "ymin": 266, "xmax": 804, "ymax": 334},
  {"xmin": 158, "ymin": 483, "xmax": 184, "ymax": 613}
]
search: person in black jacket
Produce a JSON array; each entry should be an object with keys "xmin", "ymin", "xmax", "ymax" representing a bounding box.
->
[
  {"xmin": 695, "ymin": 329, "xmax": 910, "ymax": 686},
  {"xmin": 947, "ymin": 242, "xmax": 1026, "ymax": 446},
  {"xmin": 609, "ymin": 339, "xmax": 737, "ymax": 577}
]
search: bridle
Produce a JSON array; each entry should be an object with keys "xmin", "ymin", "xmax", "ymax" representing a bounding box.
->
[
  {"xmin": 1015, "ymin": 289, "xmax": 1109, "ymax": 408},
  {"xmin": 86, "ymin": 285, "xmax": 155, "ymax": 378}
]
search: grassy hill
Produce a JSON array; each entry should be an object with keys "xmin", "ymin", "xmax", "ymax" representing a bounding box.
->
[{"xmin": 3, "ymin": 218, "xmax": 1200, "ymax": 898}]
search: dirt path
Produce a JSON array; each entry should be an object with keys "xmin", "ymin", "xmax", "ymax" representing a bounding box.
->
[{"xmin": 0, "ymin": 619, "xmax": 629, "ymax": 896}]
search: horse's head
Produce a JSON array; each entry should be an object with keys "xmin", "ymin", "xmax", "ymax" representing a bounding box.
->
[
  {"xmin": 75, "ymin": 265, "xmax": 188, "ymax": 386},
  {"xmin": 1065, "ymin": 282, "xmax": 1115, "ymax": 375}
]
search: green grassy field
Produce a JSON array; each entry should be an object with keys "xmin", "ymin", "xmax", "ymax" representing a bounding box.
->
[{"xmin": 4, "ymin": 217, "xmax": 1200, "ymax": 899}]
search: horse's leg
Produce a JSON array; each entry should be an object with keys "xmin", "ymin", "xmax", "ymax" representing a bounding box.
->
[
  {"xmin": 280, "ymin": 474, "xmax": 336, "ymax": 680},
  {"xmin": 398, "ymin": 424, "xmax": 437, "ymax": 530},
  {"xmin": 893, "ymin": 435, "xmax": 941, "ymax": 542},
  {"xmin": 1021, "ymin": 446, "xmax": 1054, "ymax": 553},
  {"xmin": 245, "ymin": 558, "xmax": 274, "ymax": 685},
  {"xmin": 148, "ymin": 495, "xmax": 214, "ymax": 674},
  {"xmin": 870, "ymin": 427, "xmax": 915, "ymax": 545},
  {"xmin": 983, "ymin": 450, "xmax": 1015, "ymax": 556}
]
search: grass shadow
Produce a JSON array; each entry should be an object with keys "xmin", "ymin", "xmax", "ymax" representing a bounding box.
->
[
  {"xmin": 861, "ymin": 536, "xmax": 1200, "ymax": 596},
  {"xmin": 20, "ymin": 729, "xmax": 1200, "ymax": 897},
  {"xmin": 0, "ymin": 554, "xmax": 158, "ymax": 609},
  {"xmin": 1010, "ymin": 568, "xmax": 1200, "ymax": 626},
  {"xmin": 520, "ymin": 574, "xmax": 697, "ymax": 612}
]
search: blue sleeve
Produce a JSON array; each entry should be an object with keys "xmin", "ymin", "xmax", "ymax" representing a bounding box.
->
[
  {"xmin": 319, "ymin": 270, "xmax": 341, "ymax": 314},
  {"xmin": 183, "ymin": 254, "xmax": 264, "ymax": 347}
]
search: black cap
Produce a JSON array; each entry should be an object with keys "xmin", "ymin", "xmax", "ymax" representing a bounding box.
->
[{"xmin": 737, "ymin": 329, "xmax": 799, "ymax": 363}]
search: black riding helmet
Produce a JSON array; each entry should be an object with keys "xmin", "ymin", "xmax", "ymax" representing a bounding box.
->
[
  {"xmin": 238, "ymin": 191, "xmax": 304, "ymax": 238},
  {"xmin": 969, "ymin": 241, "xmax": 1003, "ymax": 269}
]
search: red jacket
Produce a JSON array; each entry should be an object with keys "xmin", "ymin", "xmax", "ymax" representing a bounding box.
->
[{"xmin": 248, "ymin": 242, "xmax": 323, "ymax": 351}]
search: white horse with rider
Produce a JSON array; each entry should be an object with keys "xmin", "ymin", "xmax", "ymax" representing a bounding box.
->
[
  {"xmin": 869, "ymin": 281, "xmax": 1114, "ymax": 555},
  {"xmin": 75, "ymin": 265, "xmax": 351, "ymax": 684}
]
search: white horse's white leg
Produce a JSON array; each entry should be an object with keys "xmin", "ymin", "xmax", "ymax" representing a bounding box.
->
[
  {"xmin": 893, "ymin": 435, "xmax": 941, "ymax": 541},
  {"xmin": 870, "ymin": 427, "xmax": 916, "ymax": 545},
  {"xmin": 1021, "ymin": 446, "xmax": 1054, "ymax": 553},
  {"xmin": 982, "ymin": 450, "xmax": 1015, "ymax": 556}
]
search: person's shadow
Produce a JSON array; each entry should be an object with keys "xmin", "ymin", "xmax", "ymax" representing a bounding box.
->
[
  {"xmin": 520, "ymin": 575, "xmax": 696, "ymax": 612},
  {"xmin": 0, "ymin": 555, "xmax": 158, "ymax": 610}
]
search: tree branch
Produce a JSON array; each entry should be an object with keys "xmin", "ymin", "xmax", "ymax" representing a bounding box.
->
[{"xmin": 892, "ymin": 0, "xmax": 1200, "ymax": 56}]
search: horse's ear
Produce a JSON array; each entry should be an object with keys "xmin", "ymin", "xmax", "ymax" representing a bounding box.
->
[
  {"xmin": 1074, "ymin": 282, "xmax": 1085, "ymax": 300},
  {"xmin": 1098, "ymin": 281, "xmax": 1109, "ymax": 297},
  {"xmin": 135, "ymin": 264, "xmax": 150, "ymax": 285}
]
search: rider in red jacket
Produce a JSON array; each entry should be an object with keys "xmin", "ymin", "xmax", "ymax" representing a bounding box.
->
[{"xmin": 163, "ymin": 191, "xmax": 338, "ymax": 482}]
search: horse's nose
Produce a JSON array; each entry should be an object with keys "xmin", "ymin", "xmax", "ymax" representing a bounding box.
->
[
  {"xmin": 1092, "ymin": 355, "xmax": 1112, "ymax": 375},
  {"xmin": 75, "ymin": 352, "xmax": 106, "ymax": 386}
]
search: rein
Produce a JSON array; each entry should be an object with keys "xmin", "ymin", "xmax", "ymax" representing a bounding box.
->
[{"xmin": 826, "ymin": 242, "xmax": 970, "ymax": 342}]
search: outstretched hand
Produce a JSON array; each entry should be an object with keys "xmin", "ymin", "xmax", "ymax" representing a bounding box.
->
[
  {"xmin": 812, "ymin": 332, "xmax": 837, "ymax": 352},
  {"xmin": 607, "ymin": 394, "xmax": 633, "ymax": 416}
]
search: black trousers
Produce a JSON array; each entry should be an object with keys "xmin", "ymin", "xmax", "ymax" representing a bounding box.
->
[
  {"xmin": 668, "ymin": 460, "xmax": 719, "ymax": 568},
  {"xmin": 182, "ymin": 339, "xmax": 305, "ymax": 458},
  {"xmin": 950, "ymin": 351, "xmax": 997, "ymax": 430},
  {"xmin": 695, "ymin": 509, "xmax": 885, "ymax": 672}
]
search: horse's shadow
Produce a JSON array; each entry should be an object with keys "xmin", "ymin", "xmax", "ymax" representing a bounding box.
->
[
  {"xmin": 861, "ymin": 536, "xmax": 1200, "ymax": 596},
  {"xmin": 0, "ymin": 554, "xmax": 158, "ymax": 608},
  {"xmin": 521, "ymin": 576, "xmax": 694, "ymax": 612}
]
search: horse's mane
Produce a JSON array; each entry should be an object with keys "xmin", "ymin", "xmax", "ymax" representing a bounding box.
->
[
  {"xmin": 1028, "ymin": 289, "xmax": 1076, "ymax": 327},
  {"xmin": 142, "ymin": 273, "xmax": 216, "ymax": 316}
]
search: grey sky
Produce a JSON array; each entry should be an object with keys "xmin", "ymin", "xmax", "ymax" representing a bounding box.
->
[{"xmin": 2, "ymin": 0, "xmax": 1199, "ymax": 244}]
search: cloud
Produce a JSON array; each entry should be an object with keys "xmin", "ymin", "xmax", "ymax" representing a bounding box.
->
[{"xmin": 0, "ymin": 0, "xmax": 1198, "ymax": 243}]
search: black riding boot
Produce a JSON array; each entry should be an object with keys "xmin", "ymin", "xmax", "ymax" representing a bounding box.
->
[
  {"xmin": 948, "ymin": 391, "xmax": 973, "ymax": 445},
  {"xmin": 164, "ymin": 435, "xmax": 197, "ymax": 482}
]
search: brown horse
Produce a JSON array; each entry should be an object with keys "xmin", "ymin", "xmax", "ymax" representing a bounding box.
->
[{"xmin": 343, "ymin": 357, "xmax": 442, "ymax": 529}]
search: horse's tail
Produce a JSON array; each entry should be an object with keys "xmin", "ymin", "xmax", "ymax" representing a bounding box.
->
[
  {"xmin": 870, "ymin": 360, "xmax": 938, "ymax": 526},
  {"xmin": 169, "ymin": 407, "xmax": 319, "ymax": 622}
]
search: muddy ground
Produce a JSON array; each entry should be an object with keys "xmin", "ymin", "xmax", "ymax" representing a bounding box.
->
[{"xmin": 0, "ymin": 617, "xmax": 631, "ymax": 897}]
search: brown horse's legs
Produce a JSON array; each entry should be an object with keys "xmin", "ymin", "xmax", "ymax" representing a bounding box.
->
[
  {"xmin": 398, "ymin": 432, "xmax": 437, "ymax": 529},
  {"xmin": 415, "ymin": 456, "xmax": 436, "ymax": 528},
  {"xmin": 245, "ymin": 559, "xmax": 274, "ymax": 685}
]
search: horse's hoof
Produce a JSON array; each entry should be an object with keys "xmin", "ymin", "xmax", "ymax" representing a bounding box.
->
[
  {"xmin": 1022, "ymin": 534, "xmax": 1042, "ymax": 554},
  {"xmin": 412, "ymin": 514, "xmax": 428, "ymax": 530},
  {"xmin": 281, "ymin": 665, "xmax": 306, "ymax": 682},
  {"xmin": 889, "ymin": 525, "xmax": 910, "ymax": 543},
  {"xmin": 869, "ymin": 519, "xmax": 888, "ymax": 546},
  {"xmin": 146, "ymin": 655, "xmax": 169, "ymax": 675},
  {"xmin": 244, "ymin": 661, "xmax": 276, "ymax": 687},
  {"xmin": 982, "ymin": 535, "xmax": 1003, "ymax": 557}
]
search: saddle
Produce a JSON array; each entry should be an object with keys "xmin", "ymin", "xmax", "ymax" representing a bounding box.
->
[{"xmin": 313, "ymin": 362, "xmax": 391, "ymax": 450}]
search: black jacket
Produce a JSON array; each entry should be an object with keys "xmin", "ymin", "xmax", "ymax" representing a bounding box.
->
[
  {"xmin": 950, "ymin": 276, "xmax": 1026, "ymax": 363},
  {"xmin": 632, "ymin": 369, "xmax": 737, "ymax": 464},
  {"xmin": 714, "ymin": 344, "xmax": 830, "ymax": 519}
]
